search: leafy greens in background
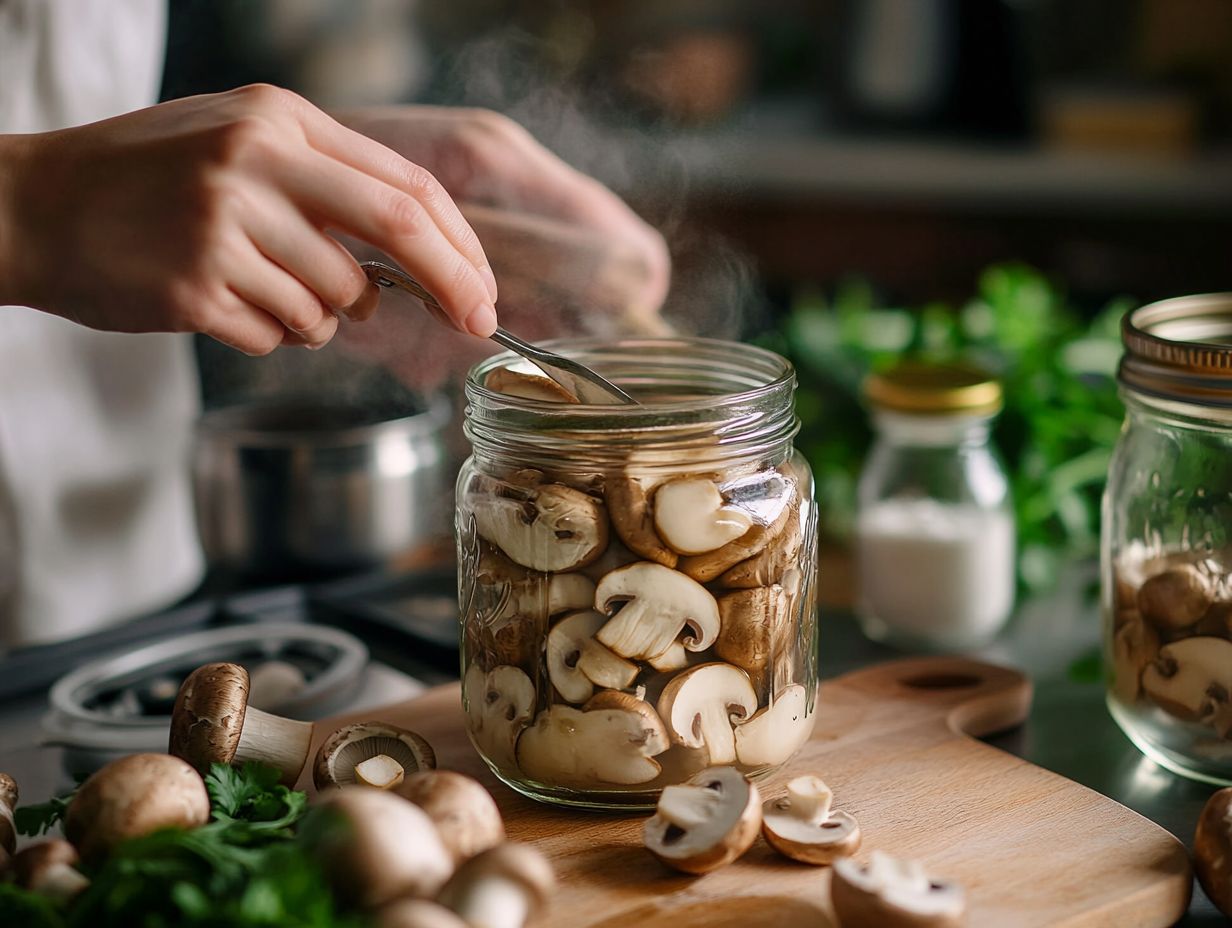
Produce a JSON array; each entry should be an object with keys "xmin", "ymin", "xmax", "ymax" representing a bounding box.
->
[
  {"xmin": 2, "ymin": 762, "xmax": 360, "ymax": 928},
  {"xmin": 759, "ymin": 263, "xmax": 1130, "ymax": 592}
]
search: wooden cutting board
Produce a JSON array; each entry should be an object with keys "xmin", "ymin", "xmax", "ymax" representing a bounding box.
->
[{"xmin": 302, "ymin": 656, "xmax": 1192, "ymax": 927}]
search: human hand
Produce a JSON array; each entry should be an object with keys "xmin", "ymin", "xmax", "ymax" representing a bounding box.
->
[
  {"xmin": 0, "ymin": 85, "xmax": 500, "ymax": 354},
  {"xmin": 331, "ymin": 107, "xmax": 671, "ymax": 387}
]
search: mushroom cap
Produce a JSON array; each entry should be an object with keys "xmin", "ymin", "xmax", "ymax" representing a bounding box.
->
[
  {"xmin": 761, "ymin": 776, "xmax": 861, "ymax": 865},
  {"xmin": 398, "ymin": 770, "xmax": 505, "ymax": 865},
  {"xmin": 377, "ymin": 899, "xmax": 471, "ymax": 928},
  {"xmin": 1195, "ymin": 787, "xmax": 1232, "ymax": 916},
  {"xmin": 0, "ymin": 772, "xmax": 17, "ymax": 855},
  {"xmin": 311, "ymin": 787, "xmax": 454, "ymax": 908},
  {"xmin": 463, "ymin": 664, "xmax": 537, "ymax": 771},
  {"xmin": 831, "ymin": 853, "xmax": 966, "ymax": 928},
  {"xmin": 64, "ymin": 753, "xmax": 210, "ymax": 860},
  {"xmin": 313, "ymin": 722, "xmax": 437, "ymax": 791},
  {"xmin": 437, "ymin": 842, "xmax": 555, "ymax": 920},
  {"xmin": 1138, "ymin": 564, "xmax": 1211, "ymax": 631},
  {"xmin": 643, "ymin": 766, "xmax": 762, "ymax": 875},
  {"xmin": 10, "ymin": 839, "xmax": 89, "ymax": 901},
  {"xmin": 677, "ymin": 475, "xmax": 797, "ymax": 583},
  {"xmin": 168, "ymin": 662, "xmax": 251, "ymax": 772}
]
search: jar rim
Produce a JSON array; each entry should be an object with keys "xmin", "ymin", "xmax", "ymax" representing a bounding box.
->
[{"xmin": 1120, "ymin": 293, "xmax": 1232, "ymax": 406}]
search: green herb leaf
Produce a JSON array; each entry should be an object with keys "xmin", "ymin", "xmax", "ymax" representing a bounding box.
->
[{"xmin": 14, "ymin": 791, "xmax": 75, "ymax": 837}]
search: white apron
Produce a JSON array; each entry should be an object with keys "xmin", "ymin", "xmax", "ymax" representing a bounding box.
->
[{"xmin": 0, "ymin": 0, "xmax": 203, "ymax": 647}]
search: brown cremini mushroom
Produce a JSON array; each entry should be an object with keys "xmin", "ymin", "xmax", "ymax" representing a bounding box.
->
[
  {"xmin": 1111, "ymin": 616, "xmax": 1161, "ymax": 704},
  {"xmin": 378, "ymin": 899, "xmax": 470, "ymax": 928},
  {"xmin": 313, "ymin": 722, "xmax": 436, "ymax": 791},
  {"xmin": 517, "ymin": 692, "xmax": 669, "ymax": 787},
  {"xmin": 761, "ymin": 776, "xmax": 860, "ymax": 865},
  {"xmin": 831, "ymin": 852, "xmax": 966, "ymax": 928},
  {"xmin": 1195, "ymin": 787, "xmax": 1232, "ymax": 916},
  {"xmin": 310, "ymin": 788, "xmax": 454, "ymax": 909},
  {"xmin": 65, "ymin": 753, "xmax": 210, "ymax": 860},
  {"xmin": 10, "ymin": 839, "xmax": 90, "ymax": 901},
  {"xmin": 169, "ymin": 662, "xmax": 315, "ymax": 785},
  {"xmin": 642, "ymin": 766, "xmax": 761, "ymax": 874},
  {"xmin": 715, "ymin": 585, "xmax": 792, "ymax": 694},
  {"xmin": 1138, "ymin": 564, "xmax": 1212, "ymax": 632},
  {"xmin": 399, "ymin": 770, "xmax": 505, "ymax": 865},
  {"xmin": 716, "ymin": 505, "xmax": 803, "ymax": 589},
  {"xmin": 0, "ymin": 772, "xmax": 17, "ymax": 860},
  {"xmin": 437, "ymin": 842, "xmax": 555, "ymax": 928},
  {"xmin": 605, "ymin": 476, "xmax": 678, "ymax": 568},
  {"xmin": 471, "ymin": 479, "xmax": 608, "ymax": 573}
]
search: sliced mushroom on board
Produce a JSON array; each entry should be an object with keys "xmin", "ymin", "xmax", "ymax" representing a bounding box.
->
[
  {"xmin": 546, "ymin": 610, "xmax": 638, "ymax": 704},
  {"xmin": 471, "ymin": 480, "xmax": 609, "ymax": 573},
  {"xmin": 312, "ymin": 722, "xmax": 437, "ymax": 791},
  {"xmin": 653, "ymin": 477, "xmax": 753, "ymax": 555},
  {"xmin": 594, "ymin": 562, "xmax": 721, "ymax": 662},
  {"xmin": 733, "ymin": 684, "xmax": 814, "ymax": 767},
  {"xmin": 657, "ymin": 663, "xmax": 758, "ymax": 766},
  {"xmin": 761, "ymin": 775, "xmax": 861, "ymax": 865},
  {"xmin": 643, "ymin": 766, "xmax": 761, "ymax": 875},
  {"xmin": 463, "ymin": 665, "xmax": 537, "ymax": 771},
  {"xmin": 169, "ymin": 661, "xmax": 315, "ymax": 785},
  {"xmin": 831, "ymin": 852, "xmax": 966, "ymax": 928},
  {"xmin": 517, "ymin": 692, "xmax": 669, "ymax": 786}
]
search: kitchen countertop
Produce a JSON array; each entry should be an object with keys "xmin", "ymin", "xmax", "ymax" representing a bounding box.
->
[{"xmin": 0, "ymin": 566, "xmax": 1223, "ymax": 924}]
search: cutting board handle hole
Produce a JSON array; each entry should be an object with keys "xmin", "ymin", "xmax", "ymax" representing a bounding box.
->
[{"xmin": 900, "ymin": 672, "xmax": 982, "ymax": 690}]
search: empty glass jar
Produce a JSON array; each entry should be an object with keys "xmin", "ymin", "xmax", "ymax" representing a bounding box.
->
[
  {"xmin": 1104, "ymin": 293, "xmax": 1232, "ymax": 784},
  {"xmin": 456, "ymin": 338, "xmax": 818, "ymax": 808}
]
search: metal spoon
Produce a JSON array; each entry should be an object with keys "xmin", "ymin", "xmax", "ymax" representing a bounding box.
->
[{"xmin": 361, "ymin": 261, "xmax": 638, "ymax": 406}]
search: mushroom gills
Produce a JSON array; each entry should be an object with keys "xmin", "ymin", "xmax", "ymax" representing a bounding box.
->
[
  {"xmin": 642, "ymin": 766, "xmax": 762, "ymax": 874},
  {"xmin": 761, "ymin": 775, "xmax": 861, "ymax": 865},
  {"xmin": 320, "ymin": 726, "xmax": 435, "ymax": 788}
]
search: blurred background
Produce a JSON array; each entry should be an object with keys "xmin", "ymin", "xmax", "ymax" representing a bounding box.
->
[{"xmin": 172, "ymin": 0, "xmax": 1232, "ymax": 596}]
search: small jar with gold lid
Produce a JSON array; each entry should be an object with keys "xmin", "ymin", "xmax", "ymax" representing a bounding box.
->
[
  {"xmin": 1105, "ymin": 294, "xmax": 1232, "ymax": 783},
  {"xmin": 855, "ymin": 361, "xmax": 1014, "ymax": 649}
]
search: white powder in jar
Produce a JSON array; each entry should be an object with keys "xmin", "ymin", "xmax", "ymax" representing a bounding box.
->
[{"xmin": 856, "ymin": 498, "xmax": 1015, "ymax": 645}]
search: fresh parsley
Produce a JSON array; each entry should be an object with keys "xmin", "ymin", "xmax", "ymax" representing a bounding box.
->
[
  {"xmin": 14, "ymin": 790, "xmax": 75, "ymax": 837},
  {"xmin": 205, "ymin": 762, "xmax": 309, "ymax": 843}
]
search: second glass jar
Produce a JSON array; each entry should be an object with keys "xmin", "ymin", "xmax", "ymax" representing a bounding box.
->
[{"xmin": 456, "ymin": 338, "xmax": 819, "ymax": 808}]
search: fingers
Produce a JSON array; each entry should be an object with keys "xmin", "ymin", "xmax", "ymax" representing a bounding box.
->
[
  {"xmin": 200, "ymin": 293, "xmax": 290, "ymax": 357},
  {"xmin": 272, "ymin": 148, "xmax": 498, "ymax": 336},
  {"xmin": 225, "ymin": 238, "xmax": 339, "ymax": 347}
]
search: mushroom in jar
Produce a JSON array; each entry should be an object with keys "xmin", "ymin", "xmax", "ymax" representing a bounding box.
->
[
  {"xmin": 594, "ymin": 561, "xmax": 721, "ymax": 663},
  {"xmin": 715, "ymin": 585, "xmax": 792, "ymax": 696},
  {"xmin": 470, "ymin": 476, "xmax": 609, "ymax": 573},
  {"xmin": 831, "ymin": 852, "xmax": 966, "ymax": 928},
  {"xmin": 657, "ymin": 663, "xmax": 758, "ymax": 766},
  {"xmin": 64, "ymin": 753, "xmax": 211, "ymax": 861},
  {"xmin": 1141, "ymin": 637, "xmax": 1232, "ymax": 730},
  {"xmin": 761, "ymin": 775, "xmax": 860, "ymax": 865},
  {"xmin": 717, "ymin": 504, "xmax": 803, "ymax": 589},
  {"xmin": 606, "ymin": 475, "xmax": 678, "ymax": 568},
  {"xmin": 546, "ymin": 610, "xmax": 638, "ymax": 704},
  {"xmin": 313, "ymin": 722, "xmax": 436, "ymax": 791},
  {"xmin": 642, "ymin": 766, "xmax": 761, "ymax": 874},
  {"xmin": 169, "ymin": 662, "xmax": 315, "ymax": 785},
  {"xmin": 733, "ymin": 684, "xmax": 814, "ymax": 767},
  {"xmin": 1138, "ymin": 564, "xmax": 1212, "ymax": 633},
  {"xmin": 463, "ymin": 665, "xmax": 536, "ymax": 771},
  {"xmin": 1111, "ymin": 616, "xmax": 1161, "ymax": 704},
  {"xmin": 677, "ymin": 474, "xmax": 797, "ymax": 583},
  {"xmin": 653, "ymin": 477, "xmax": 753, "ymax": 555}
]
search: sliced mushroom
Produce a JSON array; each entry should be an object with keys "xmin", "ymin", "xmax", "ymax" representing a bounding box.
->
[
  {"xmin": 10, "ymin": 840, "xmax": 90, "ymax": 902},
  {"xmin": 546, "ymin": 611, "xmax": 638, "ymax": 704},
  {"xmin": 463, "ymin": 665, "xmax": 536, "ymax": 771},
  {"xmin": 1141, "ymin": 637, "xmax": 1232, "ymax": 722},
  {"xmin": 831, "ymin": 852, "xmax": 966, "ymax": 928},
  {"xmin": 594, "ymin": 562, "xmax": 721, "ymax": 661},
  {"xmin": 313, "ymin": 722, "xmax": 437, "ymax": 791},
  {"xmin": 657, "ymin": 664, "xmax": 758, "ymax": 765},
  {"xmin": 734, "ymin": 684, "xmax": 814, "ymax": 767},
  {"xmin": 647, "ymin": 641, "xmax": 690, "ymax": 672},
  {"xmin": 471, "ymin": 480, "xmax": 608, "ymax": 572},
  {"xmin": 65, "ymin": 753, "xmax": 211, "ymax": 860},
  {"xmin": 437, "ymin": 842, "xmax": 554, "ymax": 928},
  {"xmin": 653, "ymin": 477, "xmax": 753, "ymax": 555},
  {"xmin": 578, "ymin": 536, "xmax": 641, "ymax": 584},
  {"xmin": 1138, "ymin": 564, "xmax": 1212, "ymax": 632},
  {"xmin": 717, "ymin": 504, "xmax": 803, "ymax": 589},
  {"xmin": 309, "ymin": 788, "xmax": 453, "ymax": 908},
  {"xmin": 643, "ymin": 766, "xmax": 761, "ymax": 874},
  {"xmin": 761, "ymin": 776, "xmax": 860, "ymax": 865},
  {"xmin": 399, "ymin": 770, "xmax": 505, "ymax": 866},
  {"xmin": 169, "ymin": 661, "xmax": 315, "ymax": 785},
  {"xmin": 0, "ymin": 772, "xmax": 16, "ymax": 860},
  {"xmin": 605, "ymin": 475, "xmax": 678, "ymax": 567},
  {"xmin": 378, "ymin": 899, "xmax": 470, "ymax": 928},
  {"xmin": 715, "ymin": 586, "xmax": 792, "ymax": 694},
  {"xmin": 1111, "ymin": 616, "xmax": 1161, "ymax": 704},
  {"xmin": 1195, "ymin": 787, "xmax": 1232, "ymax": 917},
  {"xmin": 678, "ymin": 491, "xmax": 797, "ymax": 584},
  {"xmin": 484, "ymin": 368, "xmax": 579, "ymax": 403},
  {"xmin": 516, "ymin": 692, "xmax": 669, "ymax": 786}
]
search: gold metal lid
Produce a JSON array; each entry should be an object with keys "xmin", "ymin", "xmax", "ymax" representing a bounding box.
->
[
  {"xmin": 1120, "ymin": 293, "xmax": 1232, "ymax": 406},
  {"xmin": 864, "ymin": 361, "xmax": 1002, "ymax": 416}
]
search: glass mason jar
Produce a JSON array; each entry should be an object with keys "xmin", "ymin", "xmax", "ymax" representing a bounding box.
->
[
  {"xmin": 855, "ymin": 362, "xmax": 1015, "ymax": 649},
  {"xmin": 456, "ymin": 338, "xmax": 819, "ymax": 809},
  {"xmin": 1104, "ymin": 294, "xmax": 1232, "ymax": 784}
]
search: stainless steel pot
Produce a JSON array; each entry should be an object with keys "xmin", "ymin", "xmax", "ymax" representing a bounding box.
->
[{"xmin": 192, "ymin": 397, "xmax": 451, "ymax": 577}]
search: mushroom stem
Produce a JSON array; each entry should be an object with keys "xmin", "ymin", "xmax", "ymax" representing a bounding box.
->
[
  {"xmin": 786, "ymin": 776, "xmax": 832, "ymax": 825},
  {"xmin": 235, "ymin": 707, "xmax": 315, "ymax": 780},
  {"xmin": 451, "ymin": 876, "xmax": 530, "ymax": 928}
]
